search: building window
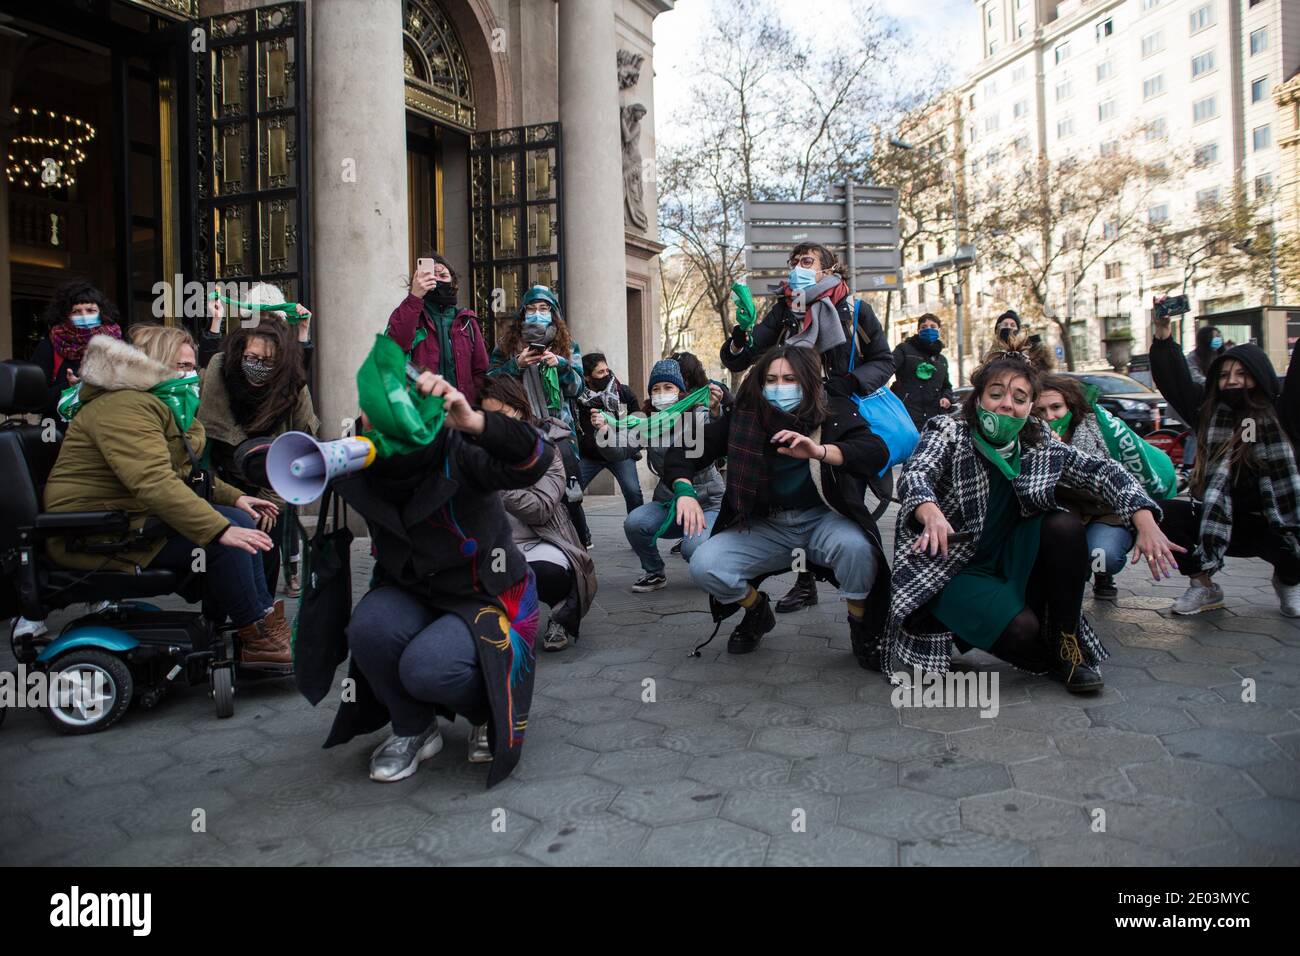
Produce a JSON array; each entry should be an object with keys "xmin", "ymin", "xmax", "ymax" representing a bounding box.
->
[
  {"xmin": 1151, "ymin": 249, "xmax": 1171, "ymax": 269},
  {"xmin": 1141, "ymin": 32, "xmax": 1164, "ymax": 57},
  {"xmin": 1142, "ymin": 0, "xmax": 1162, "ymax": 10},
  {"xmin": 1188, "ymin": 4, "xmax": 1214, "ymax": 34},
  {"xmin": 1193, "ymin": 141, "xmax": 1219, "ymax": 166},
  {"xmin": 1104, "ymin": 262, "xmax": 1123, "ymax": 280},
  {"xmin": 1144, "ymin": 117, "xmax": 1167, "ymax": 141},
  {"xmin": 1013, "ymin": 99, "xmax": 1029, "ymax": 119},
  {"xmin": 1192, "ymin": 95, "xmax": 1218, "ymax": 123},
  {"xmin": 1097, "ymin": 18, "xmax": 1114, "ymax": 42},
  {"xmin": 986, "ymin": 3, "xmax": 995, "ymax": 28},
  {"xmin": 1191, "ymin": 50, "xmax": 1215, "ymax": 78},
  {"xmin": 1098, "ymin": 99, "xmax": 1117, "ymax": 121},
  {"xmin": 1056, "ymin": 78, "xmax": 1073, "ymax": 102},
  {"xmin": 1143, "ymin": 74, "xmax": 1165, "ymax": 100},
  {"xmin": 1012, "ymin": 65, "xmax": 1027, "ymax": 83},
  {"xmin": 969, "ymin": 92, "xmax": 977, "ymax": 109},
  {"xmin": 1149, "ymin": 203, "xmax": 1170, "ymax": 224},
  {"xmin": 1055, "ymin": 42, "xmax": 1071, "ymax": 64},
  {"xmin": 1250, "ymin": 28, "xmax": 1268, "ymax": 55},
  {"xmin": 969, "ymin": 126, "xmax": 978, "ymax": 144},
  {"xmin": 1196, "ymin": 187, "xmax": 1221, "ymax": 208},
  {"xmin": 1103, "ymin": 220, "xmax": 1119, "ymax": 239},
  {"xmin": 985, "ymin": 114, "xmax": 999, "ymax": 132},
  {"xmin": 1057, "ymin": 116, "xmax": 1074, "ymax": 139},
  {"xmin": 1255, "ymin": 173, "xmax": 1273, "ymax": 198},
  {"xmin": 989, "ymin": 39, "xmax": 999, "ymax": 56},
  {"xmin": 1097, "ymin": 59, "xmax": 1114, "ymax": 82},
  {"xmin": 1099, "ymin": 140, "xmax": 1119, "ymax": 157},
  {"xmin": 1017, "ymin": 21, "xmax": 1028, "ymax": 39},
  {"xmin": 1253, "ymin": 124, "xmax": 1271, "ymax": 150},
  {"xmin": 1251, "ymin": 77, "xmax": 1268, "ymax": 103}
]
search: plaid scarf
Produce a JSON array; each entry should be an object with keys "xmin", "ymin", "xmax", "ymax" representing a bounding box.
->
[
  {"xmin": 781, "ymin": 276, "xmax": 848, "ymax": 354},
  {"xmin": 50, "ymin": 322, "xmax": 122, "ymax": 363},
  {"xmin": 1195, "ymin": 403, "xmax": 1300, "ymax": 572},
  {"xmin": 725, "ymin": 401, "xmax": 819, "ymax": 526}
]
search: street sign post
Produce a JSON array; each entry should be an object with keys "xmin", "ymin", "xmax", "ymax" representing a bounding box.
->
[{"xmin": 742, "ymin": 183, "xmax": 902, "ymax": 297}]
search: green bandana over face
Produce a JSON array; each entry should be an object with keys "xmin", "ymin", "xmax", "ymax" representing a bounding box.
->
[
  {"xmin": 356, "ymin": 333, "xmax": 446, "ymax": 457},
  {"xmin": 1048, "ymin": 410, "xmax": 1073, "ymax": 437},
  {"xmin": 976, "ymin": 406, "xmax": 1029, "ymax": 446},
  {"xmin": 915, "ymin": 361, "xmax": 936, "ymax": 381},
  {"xmin": 149, "ymin": 373, "xmax": 201, "ymax": 432}
]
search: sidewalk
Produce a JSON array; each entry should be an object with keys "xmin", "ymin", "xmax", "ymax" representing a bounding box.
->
[{"xmin": 1, "ymin": 496, "xmax": 1298, "ymax": 866}]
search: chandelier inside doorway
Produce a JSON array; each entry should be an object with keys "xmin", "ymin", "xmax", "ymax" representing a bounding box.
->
[{"xmin": 5, "ymin": 105, "xmax": 97, "ymax": 191}]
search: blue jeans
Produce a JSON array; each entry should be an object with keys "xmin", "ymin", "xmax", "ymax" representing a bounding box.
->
[
  {"xmin": 346, "ymin": 585, "xmax": 489, "ymax": 736},
  {"xmin": 689, "ymin": 505, "xmax": 878, "ymax": 603},
  {"xmin": 1086, "ymin": 522, "xmax": 1133, "ymax": 577},
  {"xmin": 624, "ymin": 500, "xmax": 718, "ymax": 574},
  {"xmin": 578, "ymin": 455, "xmax": 644, "ymax": 512},
  {"xmin": 151, "ymin": 505, "xmax": 273, "ymax": 627}
]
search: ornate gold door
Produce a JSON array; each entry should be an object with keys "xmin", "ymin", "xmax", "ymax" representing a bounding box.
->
[
  {"xmin": 469, "ymin": 123, "xmax": 563, "ymax": 350},
  {"xmin": 189, "ymin": 2, "xmax": 308, "ymax": 314}
]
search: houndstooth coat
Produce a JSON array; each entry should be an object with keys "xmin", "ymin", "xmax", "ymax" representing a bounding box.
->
[{"xmin": 886, "ymin": 414, "xmax": 1160, "ymax": 675}]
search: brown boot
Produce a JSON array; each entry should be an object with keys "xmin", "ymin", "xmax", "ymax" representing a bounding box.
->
[{"xmin": 237, "ymin": 608, "xmax": 292, "ymax": 665}]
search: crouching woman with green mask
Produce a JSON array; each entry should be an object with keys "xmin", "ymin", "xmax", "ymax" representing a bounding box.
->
[{"xmin": 886, "ymin": 347, "xmax": 1183, "ymax": 693}]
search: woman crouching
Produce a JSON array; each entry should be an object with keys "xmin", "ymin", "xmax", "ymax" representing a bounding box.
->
[
  {"xmin": 887, "ymin": 345, "xmax": 1182, "ymax": 693},
  {"xmin": 663, "ymin": 345, "xmax": 891, "ymax": 667},
  {"xmin": 326, "ymin": 371, "xmax": 553, "ymax": 785}
]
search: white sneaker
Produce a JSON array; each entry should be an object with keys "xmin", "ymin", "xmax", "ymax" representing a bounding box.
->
[
  {"xmin": 1171, "ymin": 580, "xmax": 1226, "ymax": 615},
  {"xmin": 368, "ymin": 721, "xmax": 443, "ymax": 782},
  {"xmin": 13, "ymin": 617, "xmax": 48, "ymax": 639},
  {"xmin": 1273, "ymin": 574, "xmax": 1300, "ymax": 618},
  {"xmin": 467, "ymin": 723, "xmax": 493, "ymax": 763}
]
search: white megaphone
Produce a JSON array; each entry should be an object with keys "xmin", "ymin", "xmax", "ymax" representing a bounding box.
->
[{"xmin": 266, "ymin": 431, "xmax": 376, "ymax": 505}]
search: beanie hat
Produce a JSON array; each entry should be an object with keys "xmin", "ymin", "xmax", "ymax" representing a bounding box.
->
[
  {"xmin": 245, "ymin": 282, "xmax": 289, "ymax": 323},
  {"xmin": 997, "ymin": 309, "xmax": 1021, "ymax": 328},
  {"xmin": 647, "ymin": 358, "xmax": 686, "ymax": 393}
]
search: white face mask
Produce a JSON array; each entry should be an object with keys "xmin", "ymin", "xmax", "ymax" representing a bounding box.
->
[{"xmin": 651, "ymin": 392, "xmax": 677, "ymax": 411}]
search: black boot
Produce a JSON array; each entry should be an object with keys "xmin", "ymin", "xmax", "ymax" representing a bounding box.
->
[
  {"xmin": 847, "ymin": 615, "xmax": 880, "ymax": 671},
  {"xmin": 1092, "ymin": 572, "xmax": 1118, "ymax": 600},
  {"xmin": 727, "ymin": 591, "xmax": 775, "ymax": 654},
  {"xmin": 1048, "ymin": 629, "xmax": 1104, "ymax": 693},
  {"xmin": 776, "ymin": 572, "xmax": 818, "ymax": 613}
]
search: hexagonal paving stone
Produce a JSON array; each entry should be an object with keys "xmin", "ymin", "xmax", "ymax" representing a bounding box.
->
[
  {"xmin": 765, "ymin": 826, "xmax": 896, "ymax": 866},
  {"xmin": 719, "ymin": 699, "xmax": 812, "ymax": 727},
  {"xmin": 1126, "ymin": 758, "xmax": 1260, "ymax": 806},
  {"xmin": 566, "ymin": 718, "xmax": 664, "ymax": 753},
  {"xmin": 633, "ymin": 698, "xmax": 726, "ymax": 728},
  {"xmin": 899, "ymin": 706, "xmax": 993, "ymax": 733},
  {"xmin": 847, "ymin": 724, "xmax": 948, "ymax": 762},
  {"xmin": 1246, "ymin": 759, "xmax": 1300, "ymax": 799},
  {"xmin": 497, "ymin": 775, "xmax": 619, "ymax": 822},
  {"xmin": 960, "ymin": 790, "xmax": 1089, "ymax": 842},
  {"xmin": 302, "ymin": 803, "xmax": 434, "ymax": 855},
  {"xmin": 751, "ymin": 724, "xmax": 847, "ymax": 759},
  {"xmin": 409, "ymin": 808, "xmax": 535, "ymax": 859},
  {"xmin": 1085, "ymin": 702, "xmax": 1196, "ymax": 735},
  {"xmin": 659, "ymin": 721, "xmax": 753, "ymax": 755},
  {"xmin": 839, "ymin": 788, "xmax": 961, "ymax": 841},
  {"xmin": 636, "ymin": 817, "xmax": 769, "ymax": 867},
  {"xmin": 1100, "ymin": 794, "xmax": 1231, "ymax": 851},
  {"xmin": 900, "ymin": 753, "xmax": 1012, "ymax": 799},
  {"xmin": 1218, "ymin": 797, "xmax": 1300, "ymax": 854},
  {"xmin": 588, "ymin": 747, "xmax": 691, "ymax": 786},
  {"xmin": 807, "ymin": 701, "xmax": 898, "ymax": 732},
  {"xmin": 609, "ymin": 779, "xmax": 725, "ymax": 827},
  {"xmin": 1010, "ymin": 756, "xmax": 1134, "ymax": 802},
  {"xmin": 685, "ymin": 750, "xmax": 792, "ymax": 789},
  {"xmin": 992, "ymin": 702, "xmax": 1092, "ymax": 734},
  {"xmin": 510, "ymin": 740, "xmax": 599, "ymax": 780},
  {"xmin": 789, "ymin": 752, "xmax": 898, "ymax": 795},
  {"xmin": 519, "ymin": 812, "xmax": 650, "ymax": 866},
  {"xmin": 1035, "ymin": 835, "xmax": 1177, "ymax": 866},
  {"xmin": 948, "ymin": 725, "xmax": 1056, "ymax": 764},
  {"xmin": 901, "ymin": 830, "xmax": 1037, "ymax": 867},
  {"xmin": 1055, "ymin": 728, "xmax": 1168, "ymax": 764},
  {"xmin": 549, "ymin": 696, "xmax": 641, "ymax": 726},
  {"xmin": 720, "ymin": 785, "xmax": 839, "ymax": 836},
  {"xmin": 1159, "ymin": 727, "xmax": 1285, "ymax": 767}
]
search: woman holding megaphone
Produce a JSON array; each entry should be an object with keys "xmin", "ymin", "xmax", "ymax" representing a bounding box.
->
[{"xmin": 325, "ymin": 345, "xmax": 554, "ymax": 787}]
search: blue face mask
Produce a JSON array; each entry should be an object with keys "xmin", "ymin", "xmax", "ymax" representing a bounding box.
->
[
  {"xmin": 762, "ymin": 383, "xmax": 802, "ymax": 412},
  {"xmin": 71, "ymin": 313, "xmax": 101, "ymax": 329},
  {"xmin": 1210, "ymin": 337, "xmax": 1223, "ymax": 350},
  {"xmin": 788, "ymin": 266, "xmax": 816, "ymax": 291},
  {"xmin": 524, "ymin": 310, "xmax": 552, "ymax": 326},
  {"xmin": 919, "ymin": 327, "xmax": 940, "ymax": 343}
]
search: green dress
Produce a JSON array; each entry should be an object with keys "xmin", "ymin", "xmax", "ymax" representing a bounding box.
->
[{"xmin": 929, "ymin": 452, "xmax": 1043, "ymax": 649}]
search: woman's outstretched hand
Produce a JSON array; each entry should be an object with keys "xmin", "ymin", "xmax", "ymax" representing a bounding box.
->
[
  {"xmin": 1131, "ymin": 509, "xmax": 1185, "ymax": 579},
  {"xmin": 912, "ymin": 501, "xmax": 955, "ymax": 558},
  {"xmin": 675, "ymin": 492, "xmax": 706, "ymax": 538}
]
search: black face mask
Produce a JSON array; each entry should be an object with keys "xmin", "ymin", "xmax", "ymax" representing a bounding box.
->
[
  {"xmin": 998, "ymin": 326, "xmax": 1014, "ymax": 343},
  {"xmin": 589, "ymin": 374, "xmax": 612, "ymax": 390},
  {"xmin": 1219, "ymin": 387, "xmax": 1250, "ymax": 411},
  {"xmin": 426, "ymin": 281, "xmax": 457, "ymax": 308}
]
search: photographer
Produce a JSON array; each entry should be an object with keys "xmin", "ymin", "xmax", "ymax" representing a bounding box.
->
[
  {"xmin": 386, "ymin": 253, "xmax": 489, "ymax": 403},
  {"xmin": 574, "ymin": 351, "xmax": 645, "ymax": 516}
]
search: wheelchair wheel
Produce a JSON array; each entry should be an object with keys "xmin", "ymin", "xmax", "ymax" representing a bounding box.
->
[
  {"xmin": 43, "ymin": 650, "xmax": 133, "ymax": 734},
  {"xmin": 211, "ymin": 664, "xmax": 234, "ymax": 719}
]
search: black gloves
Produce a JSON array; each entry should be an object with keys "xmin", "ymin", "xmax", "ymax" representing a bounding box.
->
[{"xmin": 730, "ymin": 325, "xmax": 748, "ymax": 350}]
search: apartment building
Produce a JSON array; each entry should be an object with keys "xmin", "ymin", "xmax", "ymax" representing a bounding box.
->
[{"xmin": 898, "ymin": 0, "xmax": 1300, "ymax": 372}]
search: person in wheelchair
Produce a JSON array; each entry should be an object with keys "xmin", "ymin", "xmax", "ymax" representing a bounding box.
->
[
  {"xmin": 42, "ymin": 325, "xmax": 290, "ymax": 665},
  {"xmin": 662, "ymin": 345, "xmax": 891, "ymax": 668}
]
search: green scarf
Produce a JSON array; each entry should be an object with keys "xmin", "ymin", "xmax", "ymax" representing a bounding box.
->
[
  {"xmin": 150, "ymin": 374, "xmax": 202, "ymax": 432},
  {"xmin": 1048, "ymin": 411, "xmax": 1073, "ymax": 437},
  {"xmin": 599, "ymin": 384, "xmax": 711, "ymax": 433},
  {"xmin": 420, "ymin": 301, "xmax": 458, "ymax": 383},
  {"xmin": 972, "ymin": 430, "xmax": 1021, "ymax": 480},
  {"xmin": 356, "ymin": 334, "xmax": 446, "ymax": 457},
  {"xmin": 208, "ymin": 292, "xmax": 306, "ymax": 323},
  {"xmin": 732, "ymin": 282, "xmax": 758, "ymax": 332}
]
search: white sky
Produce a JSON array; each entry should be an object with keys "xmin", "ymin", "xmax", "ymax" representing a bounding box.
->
[{"xmin": 651, "ymin": 0, "xmax": 981, "ymax": 136}]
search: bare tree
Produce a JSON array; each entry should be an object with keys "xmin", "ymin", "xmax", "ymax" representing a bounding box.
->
[
  {"xmin": 658, "ymin": 253, "xmax": 710, "ymax": 357},
  {"xmin": 1145, "ymin": 185, "xmax": 1273, "ymax": 299}
]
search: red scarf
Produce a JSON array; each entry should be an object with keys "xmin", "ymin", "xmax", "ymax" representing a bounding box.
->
[{"xmin": 50, "ymin": 322, "xmax": 123, "ymax": 364}]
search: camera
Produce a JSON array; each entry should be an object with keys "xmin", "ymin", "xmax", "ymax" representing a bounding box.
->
[
  {"xmin": 1153, "ymin": 294, "xmax": 1190, "ymax": 320},
  {"xmin": 577, "ymin": 388, "xmax": 618, "ymax": 414}
]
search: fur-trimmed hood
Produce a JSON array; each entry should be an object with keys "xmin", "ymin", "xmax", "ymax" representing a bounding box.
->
[{"xmin": 77, "ymin": 335, "xmax": 173, "ymax": 393}]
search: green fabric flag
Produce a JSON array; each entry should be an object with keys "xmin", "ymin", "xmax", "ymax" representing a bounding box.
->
[
  {"xmin": 149, "ymin": 373, "xmax": 202, "ymax": 433},
  {"xmin": 357, "ymin": 333, "xmax": 446, "ymax": 457},
  {"xmin": 1080, "ymin": 383, "xmax": 1177, "ymax": 500},
  {"xmin": 209, "ymin": 292, "xmax": 307, "ymax": 324},
  {"xmin": 732, "ymin": 282, "xmax": 758, "ymax": 332},
  {"xmin": 599, "ymin": 384, "xmax": 711, "ymax": 433},
  {"xmin": 971, "ymin": 431, "xmax": 1022, "ymax": 480}
]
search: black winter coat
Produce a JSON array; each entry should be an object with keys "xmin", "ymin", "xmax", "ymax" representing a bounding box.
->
[
  {"xmin": 890, "ymin": 335, "xmax": 954, "ymax": 429},
  {"xmin": 720, "ymin": 296, "xmax": 894, "ymax": 396}
]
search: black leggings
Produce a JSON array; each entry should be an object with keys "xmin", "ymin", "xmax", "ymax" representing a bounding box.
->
[
  {"xmin": 1160, "ymin": 498, "xmax": 1300, "ymax": 586},
  {"xmin": 530, "ymin": 559, "xmax": 573, "ymax": 608},
  {"xmin": 990, "ymin": 511, "xmax": 1090, "ymax": 668}
]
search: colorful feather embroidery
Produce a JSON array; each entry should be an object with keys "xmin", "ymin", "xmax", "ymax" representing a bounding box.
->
[{"xmin": 475, "ymin": 571, "xmax": 538, "ymax": 748}]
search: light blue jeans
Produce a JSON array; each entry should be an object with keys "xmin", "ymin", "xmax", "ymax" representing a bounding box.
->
[
  {"xmin": 624, "ymin": 500, "xmax": 718, "ymax": 574},
  {"xmin": 689, "ymin": 505, "xmax": 877, "ymax": 603},
  {"xmin": 1087, "ymin": 522, "xmax": 1134, "ymax": 577}
]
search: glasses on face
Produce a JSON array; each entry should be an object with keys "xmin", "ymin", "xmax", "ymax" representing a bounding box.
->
[
  {"xmin": 524, "ymin": 304, "xmax": 551, "ymax": 315},
  {"xmin": 790, "ymin": 256, "xmax": 819, "ymax": 269},
  {"xmin": 176, "ymin": 361, "xmax": 196, "ymax": 373},
  {"xmin": 243, "ymin": 354, "xmax": 275, "ymax": 369}
]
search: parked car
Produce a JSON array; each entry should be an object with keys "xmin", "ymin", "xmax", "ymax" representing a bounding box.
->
[{"xmin": 1062, "ymin": 370, "xmax": 1181, "ymax": 436}]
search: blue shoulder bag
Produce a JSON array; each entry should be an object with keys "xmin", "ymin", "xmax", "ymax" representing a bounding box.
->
[{"xmin": 849, "ymin": 299, "xmax": 919, "ymax": 477}]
